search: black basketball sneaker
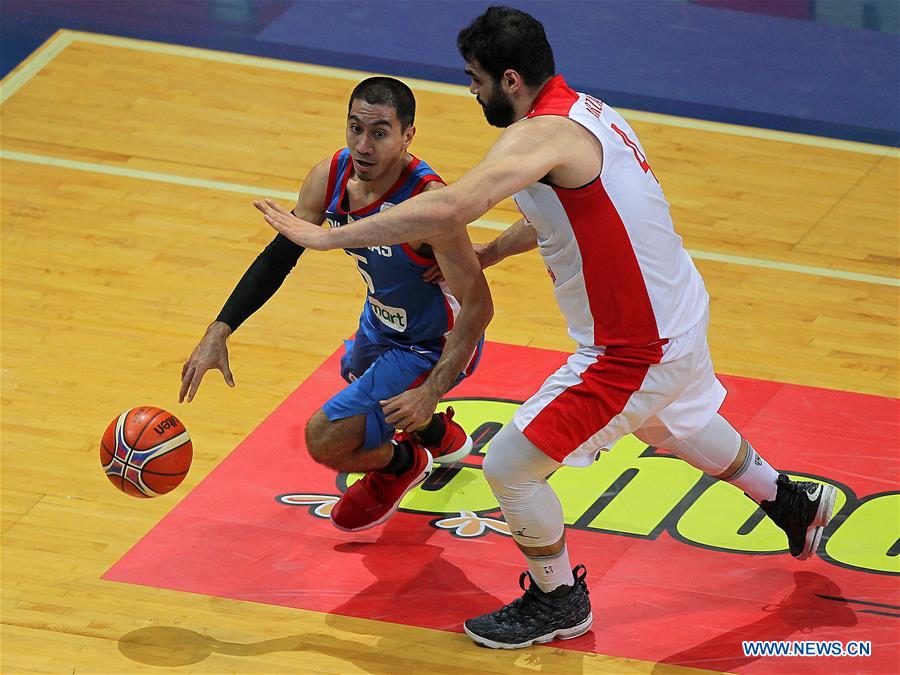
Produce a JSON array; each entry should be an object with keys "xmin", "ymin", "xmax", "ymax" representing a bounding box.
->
[
  {"xmin": 759, "ymin": 474, "xmax": 837, "ymax": 560},
  {"xmin": 463, "ymin": 565, "xmax": 592, "ymax": 649}
]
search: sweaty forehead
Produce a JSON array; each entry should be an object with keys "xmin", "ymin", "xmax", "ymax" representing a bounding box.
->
[{"xmin": 347, "ymin": 100, "xmax": 398, "ymax": 127}]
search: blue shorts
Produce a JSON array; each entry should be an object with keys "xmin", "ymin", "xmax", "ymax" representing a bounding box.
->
[{"xmin": 322, "ymin": 332, "xmax": 480, "ymax": 449}]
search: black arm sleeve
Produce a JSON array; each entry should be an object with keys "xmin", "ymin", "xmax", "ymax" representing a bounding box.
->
[{"xmin": 215, "ymin": 234, "xmax": 305, "ymax": 332}]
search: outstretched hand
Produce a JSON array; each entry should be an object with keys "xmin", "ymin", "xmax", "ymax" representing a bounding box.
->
[
  {"xmin": 253, "ymin": 198, "xmax": 329, "ymax": 250},
  {"xmin": 179, "ymin": 324, "xmax": 235, "ymax": 403}
]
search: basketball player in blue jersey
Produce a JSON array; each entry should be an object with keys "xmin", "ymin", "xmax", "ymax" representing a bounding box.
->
[{"xmin": 180, "ymin": 77, "xmax": 492, "ymax": 532}]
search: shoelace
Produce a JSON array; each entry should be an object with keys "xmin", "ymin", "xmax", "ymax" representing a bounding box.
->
[
  {"xmin": 495, "ymin": 565, "xmax": 589, "ymax": 620},
  {"xmin": 495, "ymin": 575, "xmax": 543, "ymax": 620},
  {"xmin": 782, "ymin": 478, "xmax": 819, "ymax": 504},
  {"xmin": 778, "ymin": 474, "xmax": 817, "ymax": 494}
]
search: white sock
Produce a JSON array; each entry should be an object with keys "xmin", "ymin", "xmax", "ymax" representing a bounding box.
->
[
  {"xmin": 526, "ymin": 545, "xmax": 574, "ymax": 593},
  {"xmin": 728, "ymin": 443, "xmax": 779, "ymax": 503}
]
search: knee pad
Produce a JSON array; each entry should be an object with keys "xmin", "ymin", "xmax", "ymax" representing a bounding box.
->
[
  {"xmin": 483, "ymin": 423, "xmax": 558, "ymax": 495},
  {"xmin": 483, "ymin": 422, "xmax": 566, "ymax": 547}
]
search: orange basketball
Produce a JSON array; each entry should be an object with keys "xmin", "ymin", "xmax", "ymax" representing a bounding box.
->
[{"xmin": 100, "ymin": 406, "xmax": 192, "ymax": 498}]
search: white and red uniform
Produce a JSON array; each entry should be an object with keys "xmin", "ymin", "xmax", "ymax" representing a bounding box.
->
[{"xmin": 512, "ymin": 76, "xmax": 726, "ymax": 466}]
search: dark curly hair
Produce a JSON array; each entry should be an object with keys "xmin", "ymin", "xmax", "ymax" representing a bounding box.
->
[{"xmin": 457, "ymin": 6, "xmax": 555, "ymax": 87}]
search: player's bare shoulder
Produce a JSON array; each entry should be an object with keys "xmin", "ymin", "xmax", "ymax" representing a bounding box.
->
[
  {"xmin": 303, "ymin": 157, "xmax": 332, "ymax": 195},
  {"xmin": 492, "ymin": 115, "xmax": 579, "ymax": 160},
  {"xmin": 485, "ymin": 116, "xmax": 601, "ymax": 190},
  {"xmin": 518, "ymin": 115, "xmax": 602, "ymax": 188},
  {"xmin": 401, "ymin": 171, "xmax": 444, "ymax": 252},
  {"xmin": 294, "ymin": 156, "xmax": 333, "ymax": 222},
  {"xmin": 522, "ymin": 114, "xmax": 597, "ymax": 149}
]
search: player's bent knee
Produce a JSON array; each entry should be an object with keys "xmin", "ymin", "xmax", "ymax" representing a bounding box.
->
[
  {"xmin": 482, "ymin": 424, "xmax": 520, "ymax": 491},
  {"xmin": 304, "ymin": 410, "xmax": 356, "ymax": 469},
  {"xmin": 483, "ymin": 422, "xmax": 560, "ymax": 498},
  {"xmin": 481, "ymin": 448, "xmax": 506, "ymax": 494},
  {"xmin": 483, "ymin": 424, "xmax": 567, "ymax": 548}
]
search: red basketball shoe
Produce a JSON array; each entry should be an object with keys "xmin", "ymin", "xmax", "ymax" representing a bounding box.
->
[
  {"xmin": 421, "ymin": 407, "xmax": 472, "ymax": 464},
  {"xmin": 330, "ymin": 441, "xmax": 433, "ymax": 532}
]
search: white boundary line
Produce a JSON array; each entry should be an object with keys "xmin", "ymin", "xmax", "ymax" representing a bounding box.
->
[
  {"xmin": 0, "ymin": 150, "xmax": 297, "ymax": 201},
  {"xmin": 38, "ymin": 31, "xmax": 900, "ymax": 156},
  {"xmin": 3, "ymin": 149, "xmax": 897, "ymax": 288},
  {"xmin": 3, "ymin": 30, "xmax": 897, "ymax": 157},
  {"xmin": 2, "ymin": 31, "xmax": 898, "ymax": 288},
  {"xmin": 0, "ymin": 31, "xmax": 76, "ymax": 104}
]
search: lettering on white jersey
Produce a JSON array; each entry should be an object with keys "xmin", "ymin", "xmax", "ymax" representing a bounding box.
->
[
  {"xmin": 368, "ymin": 297, "xmax": 408, "ymax": 332},
  {"xmin": 584, "ymin": 95, "xmax": 604, "ymax": 120}
]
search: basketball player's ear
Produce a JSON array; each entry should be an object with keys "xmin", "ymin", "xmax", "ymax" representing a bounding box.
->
[
  {"xmin": 502, "ymin": 69, "xmax": 521, "ymax": 94},
  {"xmin": 402, "ymin": 124, "xmax": 416, "ymax": 149}
]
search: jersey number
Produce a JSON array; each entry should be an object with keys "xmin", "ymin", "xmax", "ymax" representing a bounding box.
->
[
  {"xmin": 348, "ymin": 252, "xmax": 375, "ymax": 293},
  {"xmin": 611, "ymin": 123, "xmax": 658, "ymax": 183}
]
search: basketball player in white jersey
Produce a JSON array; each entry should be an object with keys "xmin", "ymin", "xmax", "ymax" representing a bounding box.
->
[{"xmin": 256, "ymin": 5, "xmax": 838, "ymax": 650}]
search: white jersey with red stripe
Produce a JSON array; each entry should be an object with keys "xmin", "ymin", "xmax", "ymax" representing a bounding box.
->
[{"xmin": 512, "ymin": 76, "xmax": 709, "ymax": 352}]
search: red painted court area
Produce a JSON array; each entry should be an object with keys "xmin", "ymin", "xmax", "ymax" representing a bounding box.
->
[{"xmin": 105, "ymin": 342, "xmax": 899, "ymax": 673}]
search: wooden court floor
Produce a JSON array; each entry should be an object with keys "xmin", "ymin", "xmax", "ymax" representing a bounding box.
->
[{"xmin": 1, "ymin": 31, "xmax": 897, "ymax": 673}]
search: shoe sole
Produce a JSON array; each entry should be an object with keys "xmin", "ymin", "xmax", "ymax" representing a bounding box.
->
[
  {"xmin": 330, "ymin": 451, "xmax": 434, "ymax": 532},
  {"xmin": 798, "ymin": 484, "xmax": 837, "ymax": 561},
  {"xmin": 463, "ymin": 612, "xmax": 593, "ymax": 650},
  {"xmin": 433, "ymin": 434, "xmax": 473, "ymax": 465}
]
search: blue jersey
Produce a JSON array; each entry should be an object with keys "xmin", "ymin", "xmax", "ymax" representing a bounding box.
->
[{"xmin": 324, "ymin": 148, "xmax": 467, "ymax": 354}]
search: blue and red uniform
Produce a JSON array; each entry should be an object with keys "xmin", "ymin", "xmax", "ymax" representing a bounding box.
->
[{"xmin": 321, "ymin": 148, "xmax": 483, "ymax": 448}]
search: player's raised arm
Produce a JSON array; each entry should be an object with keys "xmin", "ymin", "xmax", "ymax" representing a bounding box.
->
[
  {"xmin": 179, "ymin": 158, "xmax": 330, "ymax": 403},
  {"xmin": 256, "ymin": 118, "xmax": 564, "ymax": 251}
]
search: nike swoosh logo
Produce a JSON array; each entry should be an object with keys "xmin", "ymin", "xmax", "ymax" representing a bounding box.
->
[{"xmin": 807, "ymin": 484, "xmax": 822, "ymax": 501}]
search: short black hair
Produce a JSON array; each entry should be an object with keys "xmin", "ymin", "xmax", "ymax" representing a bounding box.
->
[
  {"xmin": 348, "ymin": 77, "xmax": 416, "ymax": 130},
  {"xmin": 457, "ymin": 6, "xmax": 555, "ymax": 87}
]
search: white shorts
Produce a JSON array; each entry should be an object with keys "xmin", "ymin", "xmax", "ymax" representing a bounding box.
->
[{"xmin": 513, "ymin": 310, "xmax": 727, "ymax": 467}]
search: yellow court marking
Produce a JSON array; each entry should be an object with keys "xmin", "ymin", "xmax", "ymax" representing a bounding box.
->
[{"xmin": 3, "ymin": 147, "xmax": 897, "ymax": 289}]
